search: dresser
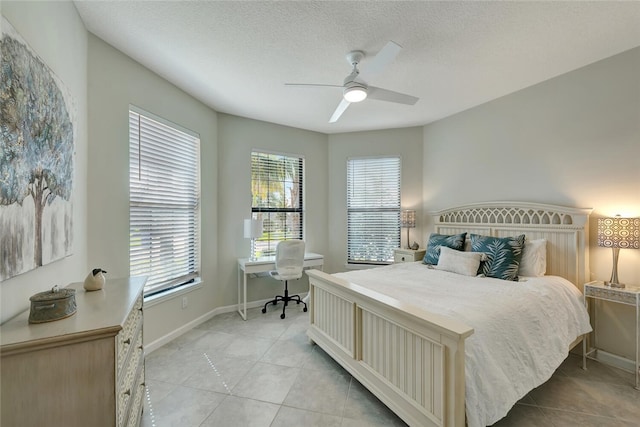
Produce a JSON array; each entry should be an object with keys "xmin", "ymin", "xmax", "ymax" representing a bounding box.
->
[{"xmin": 1, "ymin": 276, "xmax": 146, "ymax": 427}]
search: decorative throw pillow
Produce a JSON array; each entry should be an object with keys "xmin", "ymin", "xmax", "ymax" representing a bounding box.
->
[
  {"xmin": 436, "ymin": 246, "xmax": 485, "ymax": 276},
  {"xmin": 423, "ymin": 232, "xmax": 466, "ymax": 265},
  {"xmin": 470, "ymin": 234, "xmax": 526, "ymax": 281},
  {"xmin": 519, "ymin": 238, "xmax": 547, "ymax": 277}
]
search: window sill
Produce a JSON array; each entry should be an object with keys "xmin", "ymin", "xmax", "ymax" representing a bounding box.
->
[
  {"xmin": 143, "ymin": 278, "xmax": 202, "ymax": 308},
  {"xmin": 344, "ymin": 263, "xmax": 388, "ymax": 271}
]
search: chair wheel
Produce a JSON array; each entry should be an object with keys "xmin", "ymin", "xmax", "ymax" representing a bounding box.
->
[
  {"xmin": 261, "ymin": 308, "xmax": 266, "ymax": 313},
  {"xmin": 280, "ymin": 313, "xmax": 285, "ymax": 319},
  {"xmin": 303, "ymin": 307, "xmax": 308, "ymax": 312}
]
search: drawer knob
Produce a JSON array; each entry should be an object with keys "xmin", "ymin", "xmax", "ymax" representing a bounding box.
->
[
  {"xmin": 401, "ymin": 256, "xmax": 405, "ymax": 261},
  {"xmin": 123, "ymin": 389, "xmax": 131, "ymax": 396},
  {"xmin": 123, "ymin": 338, "xmax": 131, "ymax": 345}
]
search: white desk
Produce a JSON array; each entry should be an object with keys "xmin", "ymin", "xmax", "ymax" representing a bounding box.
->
[{"xmin": 237, "ymin": 252, "xmax": 324, "ymax": 320}]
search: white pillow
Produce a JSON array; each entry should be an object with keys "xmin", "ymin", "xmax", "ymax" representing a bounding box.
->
[
  {"xmin": 436, "ymin": 246, "xmax": 484, "ymax": 276},
  {"xmin": 519, "ymin": 238, "xmax": 547, "ymax": 277}
]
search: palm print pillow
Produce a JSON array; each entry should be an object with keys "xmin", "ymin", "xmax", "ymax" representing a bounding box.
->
[
  {"xmin": 423, "ymin": 232, "xmax": 466, "ymax": 265},
  {"xmin": 470, "ymin": 234, "xmax": 526, "ymax": 281}
]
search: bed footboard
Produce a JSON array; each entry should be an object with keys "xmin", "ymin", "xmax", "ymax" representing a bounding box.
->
[{"xmin": 306, "ymin": 270, "xmax": 474, "ymax": 427}]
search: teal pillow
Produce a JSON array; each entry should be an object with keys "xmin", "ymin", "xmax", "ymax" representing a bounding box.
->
[
  {"xmin": 470, "ymin": 234, "xmax": 526, "ymax": 281},
  {"xmin": 423, "ymin": 232, "xmax": 466, "ymax": 265}
]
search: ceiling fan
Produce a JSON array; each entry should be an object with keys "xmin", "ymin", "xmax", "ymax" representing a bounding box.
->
[{"xmin": 285, "ymin": 41, "xmax": 419, "ymax": 123}]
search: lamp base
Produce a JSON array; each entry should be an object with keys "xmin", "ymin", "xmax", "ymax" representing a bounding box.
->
[
  {"xmin": 606, "ymin": 247, "xmax": 625, "ymax": 288},
  {"xmin": 604, "ymin": 281, "xmax": 625, "ymax": 289}
]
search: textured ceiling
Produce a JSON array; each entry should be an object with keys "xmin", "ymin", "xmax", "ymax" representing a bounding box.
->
[{"xmin": 74, "ymin": 1, "xmax": 640, "ymax": 134}]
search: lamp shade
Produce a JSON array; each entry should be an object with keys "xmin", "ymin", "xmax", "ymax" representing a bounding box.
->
[
  {"xmin": 244, "ymin": 219, "xmax": 263, "ymax": 239},
  {"xmin": 401, "ymin": 210, "xmax": 416, "ymax": 228},
  {"xmin": 597, "ymin": 217, "xmax": 640, "ymax": 249}
]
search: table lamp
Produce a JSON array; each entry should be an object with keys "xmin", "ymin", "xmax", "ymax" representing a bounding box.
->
[
  {"xmin": 597, "ymin": 216, "xmax": 640, "ymax": 288},
  {"xmin": 244, "ymin": 218, "xmax": 263, "ymax": 261},
  {"xmin": 401, "ymin": 210, "xmax": 416, "ymax": 249}
]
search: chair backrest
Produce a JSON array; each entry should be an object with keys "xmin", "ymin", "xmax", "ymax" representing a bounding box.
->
[{"xmin": 275, "ymin": 240, "xmax": 305, "ymax": 280}]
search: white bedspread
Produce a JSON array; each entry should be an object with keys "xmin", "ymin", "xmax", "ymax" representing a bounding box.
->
[{"xmin": 334, "ymin": 262, "xmax": 592, "ymax": 427}]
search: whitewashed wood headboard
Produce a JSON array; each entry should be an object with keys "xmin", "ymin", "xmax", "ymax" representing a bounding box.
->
[{"xmin": 430, "ymin": 202, "xmax": 593, "ymax": 288}]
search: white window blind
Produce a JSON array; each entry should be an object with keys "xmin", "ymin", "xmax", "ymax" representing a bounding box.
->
[
  {"xmin": 129, "ymin": 108, "xmax": 200, "ymax": 296},
  {"xmin": 251, "ymin": 151, "xmax": 304, "ymax": 257},
  {"xmin": 347, "ymin": 156, "xmax": 401, "ymax": 264}
]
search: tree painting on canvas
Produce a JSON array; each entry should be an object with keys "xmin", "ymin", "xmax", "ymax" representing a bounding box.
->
[{"xmin": 0, "ymin": 17, "xmax": 75, "ymax": 281}]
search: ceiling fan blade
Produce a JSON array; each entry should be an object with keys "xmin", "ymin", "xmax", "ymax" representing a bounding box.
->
[
  {"xmin": 368, "ymin": 86, "xmax": 419, "ymax": 105},
  {"xmin": 359, "ymin": 40, "xmax": 402, "ymax": 79},
  {"xmin": 329, "ymin": 98, "xmax": 351, "ymax": 123},
  {"xmin": 285, "ymin": 83, "xmax": 343, "ymax": 88}
]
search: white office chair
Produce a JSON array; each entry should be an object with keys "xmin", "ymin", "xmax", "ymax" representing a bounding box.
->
[{"xmin": 262, "ymin": 240, "xmax": 307, "ymax": 319}]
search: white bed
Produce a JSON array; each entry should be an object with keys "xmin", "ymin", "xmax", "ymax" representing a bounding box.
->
[{"xmin": 306, "ymin": 202, "xmax": 593, "ymax": 427}]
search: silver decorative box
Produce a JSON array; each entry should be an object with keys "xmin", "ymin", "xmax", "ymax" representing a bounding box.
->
[{"xmin": 28, "ymin": 286, "xmax": 77, "ymax": 324}]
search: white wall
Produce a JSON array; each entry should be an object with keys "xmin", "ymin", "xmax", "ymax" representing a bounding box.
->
[
  {"xmin": 87, "ymin": 34, "xmax": 218, "ymax": 345},
  {"xmin": 327, "ymin": 127, "xmax": 424, "ymax": 273},
  {"xmin": 1, "ymin": 1, "xmax": 88, "ymax": 323},
  {"xmin": 423, "ymin": 47, "xmax": 640, "ymax": 359},
  {"xmin": 217, "ymin": 114, "xmax": 328, "ymax": 304},
  {"xmin": 88, "ymin": 35, "xmax": 220, "ymax": 343}
]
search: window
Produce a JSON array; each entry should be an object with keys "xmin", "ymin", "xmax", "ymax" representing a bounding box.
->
[
  {"xmin": 129, "ymin": 107, "xmax": 200, "ymax": 296},
  {"xmin": 251, "ymin": 151, "xmax": 304, "ymax": 257},
  {"xmin": 347, "ymin": 156, "xmax": 401, "ymax": 264}
]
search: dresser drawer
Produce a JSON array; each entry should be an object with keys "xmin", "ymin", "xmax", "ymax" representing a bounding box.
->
[
  {"xmin": 394, "ymin": 249, "xmax": 426, "ymax": 263},
  {"xmin": 394, "ymin": 253, "xmax": 409, "ymax": 263},
  {"xmin": 118, "ymin": 328, "xmax": 143, "ymax": 426},
  {"xmin": 117, "ymin": 295, "xmax": 143, "ymax": 377},
  {"xmin": 126, "ymin": 371, "xmax": 145, "ymax": 427}
]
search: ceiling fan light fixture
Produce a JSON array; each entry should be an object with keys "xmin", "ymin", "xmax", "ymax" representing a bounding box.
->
[{"xmin": 343, "ymin": 86, "xmax": 367, "ymax": 103}]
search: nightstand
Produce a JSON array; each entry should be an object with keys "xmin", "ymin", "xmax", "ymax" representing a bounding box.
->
[
  {"xmin": 394, "ymin": 248, "xmax": 426, "ymax": 263},
  {"xmin": 582, "ymin": 280, "xmax": 640, "ymax": 390}
]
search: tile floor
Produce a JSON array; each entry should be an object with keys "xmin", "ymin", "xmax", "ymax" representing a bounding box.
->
[{"xmin": 141, "ymin": 305, "xmax": 640, "ymax": 427}]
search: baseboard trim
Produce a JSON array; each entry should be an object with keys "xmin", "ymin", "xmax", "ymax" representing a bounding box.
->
[
  {"xmin": 144, "ymin": 293, "xmax": 308, "ymax": 354},
  {"xmin": 145, "ymin": 306, "xmax": 224, "ymax": 354},
  {"xmin": 589, "ymin": 349, "xmax": 635, "ymax": 373}
]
